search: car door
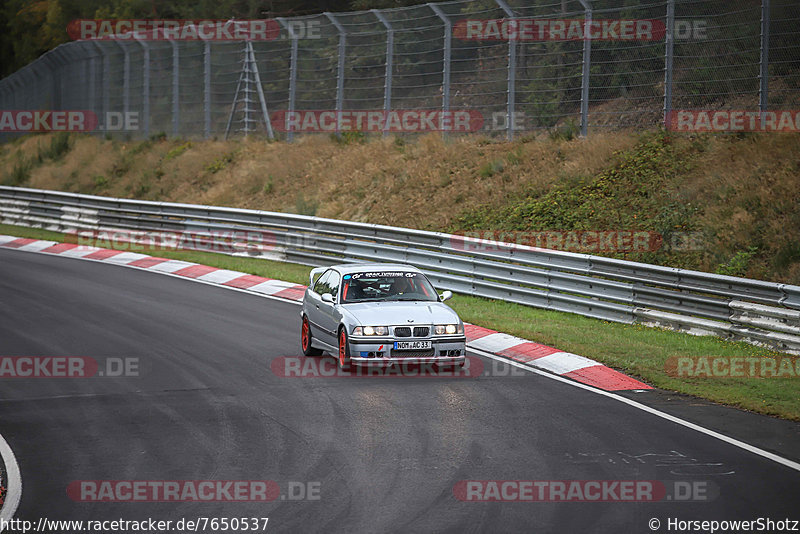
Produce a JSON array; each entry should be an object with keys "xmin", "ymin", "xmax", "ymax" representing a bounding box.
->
[
  {"xmin": 317, "ymin": 270, "xmax": 342, "ymax": 346},
  {"xmin": 305, "ymin": 269, "xmax": 331, "ymax": 345}
]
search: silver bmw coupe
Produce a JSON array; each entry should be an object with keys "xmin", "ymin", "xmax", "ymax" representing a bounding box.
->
[{"xmin": 300, "ymin": 263, "xmax": 467, "ymax": 369}]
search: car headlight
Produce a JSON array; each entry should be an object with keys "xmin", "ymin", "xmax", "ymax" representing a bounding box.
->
[
  {"xmin": 353, "ymin": 326, "xmax": 389, "ymax": 336},
  {"xmin": 435, "ymin": 324, "xmax": 462, "ymax": 335}
]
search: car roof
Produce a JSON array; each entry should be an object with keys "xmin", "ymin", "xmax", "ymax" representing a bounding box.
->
[{"xmin": 328, "ymin": 263, "xmax": 422, "ymax": 276}]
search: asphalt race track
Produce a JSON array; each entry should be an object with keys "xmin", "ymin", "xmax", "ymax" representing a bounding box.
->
[{"xmin": 1, "ymin": 248, "xmax": 798, "ymax": 533}]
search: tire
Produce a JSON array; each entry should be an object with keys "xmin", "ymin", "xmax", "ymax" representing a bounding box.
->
[
  {"xmin": 301, "ymin": 316, "xmax": 323, "ymax": 357},
  {"xmin": 337, "ymin": 327, "xmax": 351, "ymax": 370}
]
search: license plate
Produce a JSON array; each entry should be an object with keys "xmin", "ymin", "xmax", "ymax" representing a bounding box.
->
[{"xmin": 393, "ymin": 340, "xmax": 432, "ymax": 350}]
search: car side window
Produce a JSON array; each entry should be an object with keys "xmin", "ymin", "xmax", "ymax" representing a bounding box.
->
[
  {"xmin": 327, "ymin": 271, "xmax": 341, "ymax": 301},
  {"xmin": 313, "ymin": 270, "xmax": 332, "ymax": 295}
]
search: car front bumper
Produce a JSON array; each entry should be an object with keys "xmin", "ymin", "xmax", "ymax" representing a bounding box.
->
[{"xmin": 348, "ymin": 335, "xmax": 466, "ymax": 366}]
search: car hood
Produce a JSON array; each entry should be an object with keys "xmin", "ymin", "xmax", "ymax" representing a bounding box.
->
[{"xmin": 342, "ymin": 301, "xmax": 460, "ymax": 326}]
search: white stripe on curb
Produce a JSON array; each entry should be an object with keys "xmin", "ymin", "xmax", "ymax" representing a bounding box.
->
[
  {"xmin": 103, "ymin": 252, "xmax": 151, "ymax": 265},
  {"xmin": 534, "ymin": 352, "xmax": 599, "ymax": 374},
  {"xmin": 0, "ymin": 432, "xmax": 21, "ymax": 530},
  {"xmin": 468, "ymin": 332, "xmax": 527, "ymax": 353},
  {"xmin": 16, "ymin": 240, "xmax": 57, "ymax": 252},
  {"xmin": 148, "ymin": 260, "xmax": 196, "ymax": 273},
  {"xmin": 197, "ymin": 269, "xmax": 250, "ymax": 284}
]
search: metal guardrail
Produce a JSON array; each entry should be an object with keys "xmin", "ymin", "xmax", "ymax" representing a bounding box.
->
[{"xmin": 2, "ymin": 185, "xmax": 799, "ymax": 353}]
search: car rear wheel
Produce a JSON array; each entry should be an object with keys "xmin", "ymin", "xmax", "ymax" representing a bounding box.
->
[
  {"xmin": 338, "ymin": 328, "xmax": 351, "ymax": 370},
  {"xmin": 301, "ymin": 316, "xmax": 323, "ymax": 357}
]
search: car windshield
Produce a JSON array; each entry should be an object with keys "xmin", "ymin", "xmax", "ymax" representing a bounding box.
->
[{"xmin": 341, "ymin": 271, "xmax": 438, "ymax": 303}]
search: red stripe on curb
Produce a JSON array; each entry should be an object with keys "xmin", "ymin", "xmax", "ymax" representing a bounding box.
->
[
  {"xmin": 464, "ymin": 324, "xmax": 497, "ymax": 342},
  {"xmin": 563, "ymin": 364, "xmax": 652, "ymax": 391},
  {"xmin": 41, "ymin": 242, "xmax": 81, "ymax": 254},
  {"xmin": 172, "ymin": 264, "xmax": 218, "ymax": 278},
  {"xmin": 273, "ymin": 286, "xmax": 306, "ymax": 301},
  {"xmin": 128, "ymin": 257, "xmax": 170, "ymax": 268},
  {"xmin": 224, "ymin": 274, "xmax": 272, "ymax": 289},
  {"xmin": 2, "ymin": 238, "xmax": 36, "ymax": 248},
  {"xmin": 83, "ymin": 249, "xmax": 124, "ymax": 260},
  {"xmin": 498, "ymin": 342, "xmax": 560, "ymax": 363}
]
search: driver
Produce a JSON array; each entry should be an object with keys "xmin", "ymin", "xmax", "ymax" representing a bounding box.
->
[{"xmin": 391, "ymin": 276, "xmax": 414, "ymax": 295}]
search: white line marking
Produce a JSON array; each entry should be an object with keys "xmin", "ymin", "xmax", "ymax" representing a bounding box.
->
[
  {"xmin": 468, "ymin": 346, "xmax": 800, "ymax": 474},
  {"xmin": 4, "ymin": 238, "xmax": 800, "ymax": 475},
  {"xmin": 0, "ymin": 432, "xmax": 22, "ymax": 529}
]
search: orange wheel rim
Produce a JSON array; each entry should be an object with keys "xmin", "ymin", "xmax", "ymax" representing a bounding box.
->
[
  {"xmin": 302, "ymin": 319, "xmax": 309, "ymax": 350},
  {"xmin": 339, "ymin": 331, "xmax": 346, "ymax": 365}
]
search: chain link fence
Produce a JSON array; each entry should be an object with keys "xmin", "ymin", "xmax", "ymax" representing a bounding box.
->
[{"xmin": 0, "ymin": 0, "xmax": 797, "ymax": 141}]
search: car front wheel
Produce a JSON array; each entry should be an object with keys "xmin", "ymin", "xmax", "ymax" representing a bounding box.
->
[
  {"xmin": 301, "ymin": 316, "xmax": 323, "ymax": 357},
  {"xmin": 338, "ymin": 328, "xmax": 351, "ymax": 370}
]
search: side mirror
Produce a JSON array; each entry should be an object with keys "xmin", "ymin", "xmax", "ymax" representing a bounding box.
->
[
  {"xmin": 440, "ymin": 290, "xmax": 453, "ymax": 302},
  {"xmin": 321, "ymin": 293, "xmax": 334, "ymax": 304}
]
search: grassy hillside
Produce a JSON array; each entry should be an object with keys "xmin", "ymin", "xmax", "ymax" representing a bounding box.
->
[{"xmin": 2, "ymin": 130, "xmax": 799, "ymax": 283}]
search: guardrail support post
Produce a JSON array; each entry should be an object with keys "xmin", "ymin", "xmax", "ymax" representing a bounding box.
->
[
  {"xmin": 664, "ymin": 0, "xmax": 675, "ymax": 128},
  {"xmin": 759, "ymin": 0, "xmax": 770, "ymax": 113},
  {"xmin": 277, "ymin": 18, "xmax": 299, "ymax": 142},
  {"xmin": 429, "ymin": 3, "xmax": 452, "ymax": 139},
  {"xmin": 495, "ymin": 0, "xmax": 516, "ymax": 140},
  {"xmin": 372, "ymin": 9, "xmax": 394, "ymax": 137}
]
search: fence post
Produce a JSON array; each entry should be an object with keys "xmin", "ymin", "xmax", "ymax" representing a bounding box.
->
[
  {"xmin": 277, "ymin": 18, "xmax": 299, "ymax": 142},
  {"xmin": 372, "ymin": 9, "xmax": 394, "ymax": 137},
  {"xmin": 170, "ymin": 40, "xmax": 179, "ymax": 137},
  {"xmin": 759, "ymin": 0, "xmax": 770, "ymax": 113},
  {"xmin": 137, "ymin": 40, "xmax": 150, "ymax": 138},
  {"xmin": 429, "ymin": 3, "xmax": 452, "ymax": 138},
  {"xmin": 578, "ymin": 0, "xmax": 592, "ymax": 138},
  {"xmin": 92, "ymin": 43, "xmax": 109, "ymax": 135},
  {"xmin": 664, "ymin": 0, "xmax": 675, "ymax": 128},
  {"xmin": 324, "ymin": 12, "xmax": 347, "ymax": 136},
  {"xmin": 495, "ymin": 0, "xmax": 516, "ymax": 140},
  {"xmin": 204, "ymin": 41, "xmax": 211, "ymax": 139},
  {"xmin": 247, "ymin": 42, "xmax": 275, "ymax": 139},
  {"xmin": 119, "ymin": 42, "xmax": 130, "ymax": 120}
]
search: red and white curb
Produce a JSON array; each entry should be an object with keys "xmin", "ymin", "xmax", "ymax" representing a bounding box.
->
[
  {"xmin": 0, "ymin": 431, "xmax": 22, "ymax": 530},
  {"xmin": 0, "ymin": 235, "xmax": 650, "ymax": 391}
]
